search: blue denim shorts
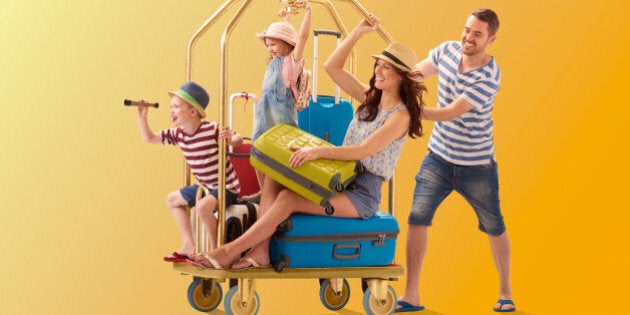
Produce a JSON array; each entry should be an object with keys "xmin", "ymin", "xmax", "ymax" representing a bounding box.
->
[
  {"xmin": 180, "ymin": 184, "xmax": 239, "ymax": 208},
  {"xmin": 408, "ymin": 150, "xmax": 506, "ymax": 236},
  {"xmin": 343, "ymin": 171, "xmax": 382, "ymax": 219}
]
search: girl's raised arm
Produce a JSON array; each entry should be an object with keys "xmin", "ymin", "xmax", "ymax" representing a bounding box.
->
[{"xmin": 292, "ymin": 0, "xmax": 311, "ymax": 62}]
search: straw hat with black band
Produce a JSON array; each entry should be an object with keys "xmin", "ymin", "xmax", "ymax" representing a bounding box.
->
[{"xmin": 371, "ymin": 41, "xmax": 418, "ymax": 72}]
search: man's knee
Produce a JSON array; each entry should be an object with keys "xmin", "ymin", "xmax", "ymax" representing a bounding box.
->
[
  {"xmin": 407, "ymin": 210, "xmax": 434, "ymax": 226},
  {"xmin": 479, "ymin": 221, "xmax": 506, "ymax": 236}
]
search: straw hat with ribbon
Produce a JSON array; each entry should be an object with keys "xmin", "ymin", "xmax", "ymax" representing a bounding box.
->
[
  {"xmin": 371, "ymin": 41, "xmax": 418, "ymax": 72},
  {"xmin": 255, "ymin": 21, "xmax": 297, "ymax": 47}
]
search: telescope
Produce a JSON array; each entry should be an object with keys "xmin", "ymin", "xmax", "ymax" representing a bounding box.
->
[{"xmin": 124, "ymin": 99, "xmax": 159, "ymax": 108}]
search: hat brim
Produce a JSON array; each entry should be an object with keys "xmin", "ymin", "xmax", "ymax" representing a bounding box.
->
[
  {"xmin": 167, "ymin": 91, "xmax": 207, "ymax": 118},
  {"xmin": 254, "ymin": 32, "xmax": 266, "ymax": 41},
  {"xmin": 254, "ymin": 32, "xmax": 297, "ymax": 47},
  {"xmin": 371, "ymin": 54, "xmax": 412, "ymax": 72}
]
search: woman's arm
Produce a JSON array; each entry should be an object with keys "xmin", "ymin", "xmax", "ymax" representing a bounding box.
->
[
  {"xmin": 289, "ymin": 109, "xmax": 409, "ymax": 167},
  {"xmin": 323, "ymin": 15, "xmax": 380, "ymax": 102}
]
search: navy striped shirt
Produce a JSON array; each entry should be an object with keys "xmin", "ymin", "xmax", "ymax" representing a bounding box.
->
[{"xmin": 428, "ymin": 41, "xmax": 501, "ymax": 165}]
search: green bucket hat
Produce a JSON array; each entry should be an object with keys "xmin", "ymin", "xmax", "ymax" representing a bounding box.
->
[{"xmin": 167, "ymin": 81, "xmax": 209, "ymax": 118}]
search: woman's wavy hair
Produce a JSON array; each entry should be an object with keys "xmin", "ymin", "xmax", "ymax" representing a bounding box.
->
[{"xmin": 356, "ymin": 61, "xmax": 427, "ymax": 138}]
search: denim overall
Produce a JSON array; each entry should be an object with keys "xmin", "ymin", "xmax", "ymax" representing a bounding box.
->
[{"xmin": 252, "ymin": 57, "xmax": 298, "ymax": 141}]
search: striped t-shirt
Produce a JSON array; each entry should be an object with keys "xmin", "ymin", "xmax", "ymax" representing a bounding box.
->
[
  {"xmin": 161, "ymin": 121, "xmax": 240, "ymax": 194},
  {"xmin": 428, "ymin": 40, "xmax": 501, "ymax": 165}
]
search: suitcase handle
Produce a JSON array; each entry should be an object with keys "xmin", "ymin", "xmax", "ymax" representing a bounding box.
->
[
  {"xmin": 312, "ymin": 29, "xmax": 342, "ymax": 104},
  {"xmin": 332, "ymin": 244, "xmax": 361, "ymax": 260},
  {"xmin": 314, "ymin": 30, "xmax": 341, "ymax": 37},
  {"xmin": 229, "ymin": 92, "xmax": 258, "ymax": 154}
]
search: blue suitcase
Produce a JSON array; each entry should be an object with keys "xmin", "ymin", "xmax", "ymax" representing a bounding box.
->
[
  {"xmin": 298, "ymin": 30, "xmax": 354, "ymax": 146},
  {"xmin": 298, "ymin": 96, "xmax": 353, "ymax": 146},
  {"xmin": 270, "ymin": 212, "xmax": 399, "ymax": 271}
]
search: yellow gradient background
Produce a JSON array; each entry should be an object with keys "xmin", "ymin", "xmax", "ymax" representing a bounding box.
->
[{"xmin": 1, "ymin": 1, "xmax": 627, "ymax": 314}]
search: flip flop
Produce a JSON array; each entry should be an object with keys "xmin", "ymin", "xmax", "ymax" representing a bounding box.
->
[
  {"xmin": 394, "ymin": 300, "xmax": 425, "ymax": 312},
  {"xmin": 163, "ymin": 251, "xmax": 189, "ymax": 262},
  {"xmin": 231, "ymin": 257, "xmax": 271, "ymax": 270},
  {"xmin": 493, "ymin": 299, "xmax": 516, "ymax": 312},
  {"xmin": 190, "ymin": 253, "xmax": 227, "ymax": 270}
]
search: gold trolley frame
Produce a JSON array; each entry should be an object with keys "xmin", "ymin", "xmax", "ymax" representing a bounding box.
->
[{"xmin": 173, "ymin": 1, "xmax": 402, "ymax": 314}]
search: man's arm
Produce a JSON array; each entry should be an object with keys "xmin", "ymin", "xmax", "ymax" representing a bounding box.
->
[
  {"xmin": 415, "ymin": 58, "xmax": 438, "ymax": 80},
  {"xmin": 415, "ymin": 57, "xmax": 474, "ymax": 121},
  {"xmin": 422, "ymin": 97, "xmax": 474, "ymax": 121}
]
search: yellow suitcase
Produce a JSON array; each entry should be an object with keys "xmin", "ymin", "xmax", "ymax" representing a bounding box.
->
[{"xmin": 250, "ymin": 124, "xmax": 362, "ymax": 215}]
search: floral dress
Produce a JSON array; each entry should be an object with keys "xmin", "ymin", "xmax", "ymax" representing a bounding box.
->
[{"xmin": 343, "ymin": 105, "xmax": 408, "ymax": 181}]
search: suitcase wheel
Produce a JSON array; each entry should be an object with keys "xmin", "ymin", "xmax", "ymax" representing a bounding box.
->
[
  {"xmin": 273, "ymin": 261, "xmax": 285, "ymax": 272},
  {"xmin": 273, "ymin": 255, "xmax": 290, "ymax": 272},
  {"xmin": 324, "ymin": 203, "xmax": 335, "ymax": 215},
  {"xmin": 333, "ymin": 182, "xmax": 344, "ymax": 192},
  {"xmin": 329, "ymin": 174, "xmax": 345, "ymax": 192},
  {"xmin": 319, "ymin": 278, "xmax": 351, "ymax": 311},
  {"xmin": 187, "ymin": 278, "xmax": 222, "ymax": 313},
  {"xmin": 276, "ymin": 219, "xmax": 291, "ymax": 233},
  {"xmin": 355, "ymin": 162, "xmax": 365, "ymax": 174}
]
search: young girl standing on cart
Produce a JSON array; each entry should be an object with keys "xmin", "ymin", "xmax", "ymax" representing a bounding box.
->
[
  {"xmin": 192, "ymin": 14, "xmax": 427, "ymax": 270},
  {"xmin": 251, "ymin": 0, "xmax": 311, "ymax": 141},
  {"xmin": 238, "ymin": 0, "xmax": 312, "ymax": 268}
]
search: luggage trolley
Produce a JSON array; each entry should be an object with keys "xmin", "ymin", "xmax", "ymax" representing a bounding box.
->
[
  {"xmin": 172, "ymin": 1, "xmax": 402, "ymax": 314},
  {"xmin": 191, "ymin": 92, "xmax": 261, "ymax": 255},
  {"xmin": 190, "ymin": 93, "xmax": 258, "ymax": 248},
  {"xmin": 186, "ymin": 91, "xmax": 260, "ymax": 312}
]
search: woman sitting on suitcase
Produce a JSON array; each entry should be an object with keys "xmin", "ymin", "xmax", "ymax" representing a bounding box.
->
[{"xmin": 191, "ymin": 14, "xmax": 427, "ymax": 270}]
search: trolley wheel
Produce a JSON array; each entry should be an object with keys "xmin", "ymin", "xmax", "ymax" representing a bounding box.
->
[
  {"xmin": 224, "ymin": 285, "xmax": 260, "ymax": 315},
  {"xmin": 187, "ymin": 278, "xmax": 222, "ymax": 313},
  {"xmin": 362, "ymin": 284, "xmax": 397, "ymax": 315},
  {"xmin": 319, "ymin": 278, "xmax": 351, "ymax": 311},
  {"xmin": 361, "ymin": 278, "xmax": 368, "ymax": 293}
]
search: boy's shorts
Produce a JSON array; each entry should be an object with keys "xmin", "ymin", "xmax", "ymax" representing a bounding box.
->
[
  {"xmin": 408, "ymin": 150, "xmax": 506, "ymax": 236},
  {"xmin": 180, "ymin": 184, "xmax": 239, "ymax": 208}
]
